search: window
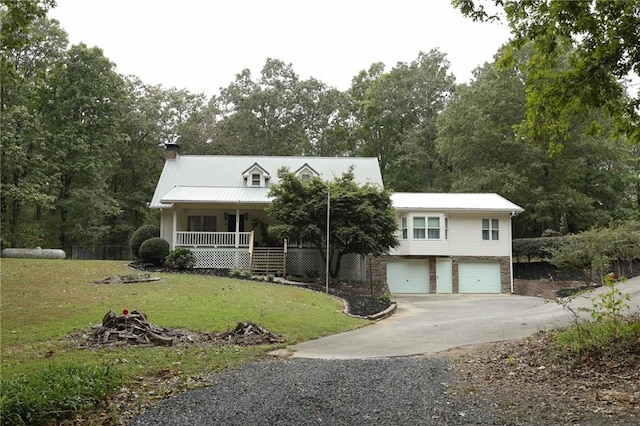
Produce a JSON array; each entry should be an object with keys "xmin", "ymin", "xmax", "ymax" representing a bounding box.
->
[
  {"xmin": 188, "ymin": 215, "xmax": 217, "ymax": 232},
  {"xmin": 427, "ymin": 217, "xmax": 440, "ymax": 239},
  {"xmin": 251, "ymin": 173, "xmax": 261, "ymax": 186},
  {"xmin": 445, "ymin": 217, "xmax": 449, "ymax": 240},
  {"xmin": 301, "ymin": 173, "xmax": 311, "ymax": 182},
  {"xmin": 413, "ymin": 217, "xmax": 426, "ymax": 239},
  {"xmin": 401, "ymin": 217, "xmax": 408, "ymax": 239},
  {"xmin": 482, "ymin": 218, "xmax": 499, "ymax": 240}
]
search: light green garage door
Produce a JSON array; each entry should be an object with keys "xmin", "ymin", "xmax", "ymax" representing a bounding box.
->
[
  {"xmin": 458, "ymin": 261, "xmax": 501, "ymax": 293},
  {"xmin": 387, "ymin": 260, "xmax": 430, "ymax": 293}
]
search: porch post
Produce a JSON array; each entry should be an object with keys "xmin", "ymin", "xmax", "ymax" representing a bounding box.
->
[
  {"xmin": 235, "ymin": 208, "xmax": 240, "ymax": 268},
  {"xmin": 172, "ymin": 209, "xmax": 177, "ymax": 250},
  {"xmin": 234, "ymin": 208, "xmax": 240, "ymax": 248}
]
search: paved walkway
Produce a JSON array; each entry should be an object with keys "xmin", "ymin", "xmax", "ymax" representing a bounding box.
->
[{"xmin": 285, "ymin": 276, "xmax": 640, "ymax": 359}]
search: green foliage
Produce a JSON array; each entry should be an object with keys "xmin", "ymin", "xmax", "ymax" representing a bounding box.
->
[
  {"xmin": 591, "ymin": 274, "xmax": 631, "ymax": 323},
  {"xmin": 512, "ymin": 236, "xmax": 564, "ymax": 262},
  {"xmin": 351, "ymin": 50, "xmax": 455, "ymax": 190},
  {"xmin": 546, "ymin": 223, "xmax": 640, "ymax": 286},
  {"xmin": 130, "ymin": 224, "xmax": 160, "ymax": 258},
  {"xmin": 556, "ymin": 316, "xmax": 640, "ymax": 360},
  {"xmin": 454, "ymin": 0, "xmax": 640, "ymax": 149},
  {"xmin": 0, "ymin": 364, "xmax": 122, "ymax": 425},
  {"xmin": 555, "ymin": 273, "xmax": 638, "ymax": 360},
  {"xmin": 436, "ymin": 53, "xmax": 637, "ymax": 237},
  {"xmin": 267, "ymin": 169, "xmax": 398, "ymax": 278},
  {"xmin": 138, "ymin": 237, "xmax": 170, "ymax": 266},
  {"xmin": 165, "ymin": 247, "xmax": 195, "ymax": 270}
]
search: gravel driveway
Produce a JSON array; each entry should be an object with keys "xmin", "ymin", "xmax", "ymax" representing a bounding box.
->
[{"xmin": 128, "ymin": 358, "xmax": 503, "ymax": 426}]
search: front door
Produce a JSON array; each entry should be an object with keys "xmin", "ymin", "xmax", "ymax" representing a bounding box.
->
[{"xmin": 227, "ymin": 214, "xmax": 245, "ymax": 233}]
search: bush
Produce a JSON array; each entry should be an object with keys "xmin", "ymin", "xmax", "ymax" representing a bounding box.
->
[
  {"xmin": 165, "ymin": 248, "xmax": 196, "ymax": 270},
  {"xmin": 138, "ymin": 237, "xmax": 170, "ymax": 266},
  {"xmin": 0, "ymin": 365, "xmax": 122, "ymax": 425},
  {"xmin": 130, "ymin": 225, "xmax": 160, "ymax": 259}
]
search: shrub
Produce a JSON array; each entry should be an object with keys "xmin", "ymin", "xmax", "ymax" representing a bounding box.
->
[
  {"xmin": 138, "ymin": 237, "xmax": 170, "ymax": 266},
  {"xmin": 0, "ymin": 365, "xmax": 122, "ymax": 425},
  {"xmin": 130, "ymin": 224, "xmax": 160, "ymax": 259},
  {"xmin": 165, "ymin": 248, "xmax": 196, "ymax": 270}
]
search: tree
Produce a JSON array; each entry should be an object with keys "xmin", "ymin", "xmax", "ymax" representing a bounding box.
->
[
  {"xmin": 267, "ymin": 169, "xmax": 398, "ymax": 278},
  {"xmin": 350, "ymin": 50, "xmax": 455, "ymax": 189},
  {"xmin": 213, "ymin": 59, "xmax": 306, "ymax": 155},
  {"xmin": 436, "ymin": 49, "xmax": 637, "ymax": 237},
  {"xmin": 1, "ymin": 16, "xmax": 67, "ymax": 247},
  {"xmin": 453, "ymin": 0, "xmax": 640, "ymax": 152},
  {"xmin": 38, "ymin": 43, "xmax": 127, "ymax": 251}
]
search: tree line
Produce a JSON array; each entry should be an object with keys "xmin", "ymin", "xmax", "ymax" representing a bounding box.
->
[{"xmin": 2, "ymin": 1, "xmax": 638, "ymax": 254}]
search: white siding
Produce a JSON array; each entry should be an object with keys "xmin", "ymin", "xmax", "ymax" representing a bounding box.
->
[
  {"xmin": 448, "ymin": 213, "xmax": 512, "ymax": 257},
  {"xmin": 160, "ymin": 209, "xmax": 174, "ymax": 247},
  {"xmin": 391, "ymin": 211, "xmax": 513, "ymax": 258}
]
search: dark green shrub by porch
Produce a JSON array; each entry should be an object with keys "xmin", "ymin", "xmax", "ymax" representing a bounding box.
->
[
  {"xmin": 130, "ymin": 224, "xmax": 160, "ymax": 258},
  {"xmin": 166, "ymin": 247, "xmax": 196, "ymax": 270},
  {"xmin": 139, "ymin": 237, "xmax": 170, "ymax": 266}
]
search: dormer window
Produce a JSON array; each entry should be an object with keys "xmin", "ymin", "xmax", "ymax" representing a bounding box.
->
[
  {"xmin": 242, "ymin": 162, "xmax": 270, "ymax": 188},
  {"xmin": 294, "ymin": 163, "xmax": 319, "ymax": 182}
]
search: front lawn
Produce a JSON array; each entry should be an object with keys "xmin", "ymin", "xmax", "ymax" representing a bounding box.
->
[{"xmin": 0, "ymin": 259, "xmax": 368, "ymax": 424}]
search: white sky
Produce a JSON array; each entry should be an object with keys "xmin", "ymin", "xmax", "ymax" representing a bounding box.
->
[{"xmin": 47, "ymin": 0, "xmax": 512, "ymax": 96}]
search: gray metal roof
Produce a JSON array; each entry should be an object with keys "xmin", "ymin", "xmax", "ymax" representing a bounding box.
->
[
  {"xmin": 391, "ymin": 193, "xmax": 524, "ymax": 213},
  {"xmin": 150, "ymin": 155, "xmax": 383, "ymax": 208},
  {"xmin": 161, "ymin": 187, "xmax": 271, "ymax": 204}
]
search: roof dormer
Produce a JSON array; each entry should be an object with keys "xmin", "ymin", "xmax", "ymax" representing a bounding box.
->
[
  {"xmin": 294, "ymin": 163, "xmax": 319, "ymax": 182},
  {"xmin": 242, "ymin": 162, "xmax": 271, "ymax": 188}
]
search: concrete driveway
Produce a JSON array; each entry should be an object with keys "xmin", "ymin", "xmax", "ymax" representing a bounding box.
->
[{"xmin": 287, "ymin": 276, "xmax": 640, "ymax": 359}]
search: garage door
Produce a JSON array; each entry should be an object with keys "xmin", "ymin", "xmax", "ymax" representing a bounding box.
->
[
  {"xmin": 387, "ymin": 261, "xmax": 429, "ymax": 293},
  {"xmin": 458, "ymin": 262, "xmax": 501, "ymax": 293}
]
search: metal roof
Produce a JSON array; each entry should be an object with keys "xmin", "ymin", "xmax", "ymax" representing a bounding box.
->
[
  {"xmin": 391, "ymin": 193, "xmax": 524, "ymax": 213},
  {"xmin": 150, "ymin": 155, "xmax": 383, "ymax": 208},
  {"xmin": 160, "ymin": 186, "xmax": 271, "ymax": 204}
]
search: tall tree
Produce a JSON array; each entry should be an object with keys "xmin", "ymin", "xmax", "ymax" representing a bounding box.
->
[
  {"xmin": 1, "ymin": 16, "xmax": 67, "ymax": 247},
  {"xmin": 214, "ymin": 59, "xmax": 306, "ymax": 155},
  {"xmin": 267, "ymin": 169, "xmax": 398, "ymax": 278},
  {"xmin": 437, "ymin": 52, "xmax": 636, "ymax": 237},
  {"xmin": 38, "ymin": 43, "xmax": 126, "ymax": 251},
  {"xmin": 453, "ymin": 0, "xmax": 640, "ymax": 152},
  {"xmin": 350, "ymin": 50, "xmax": 455, "ymax": 189}
]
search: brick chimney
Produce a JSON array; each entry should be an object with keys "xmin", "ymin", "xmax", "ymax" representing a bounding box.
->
[{"xmin": 164, "ymin": 142, "xmax": 181, "ymax": 160}]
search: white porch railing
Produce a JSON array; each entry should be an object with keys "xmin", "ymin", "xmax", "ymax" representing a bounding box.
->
[{"xmin": 176, "ymin": 232, "xmax": 251, "ymax": 247}]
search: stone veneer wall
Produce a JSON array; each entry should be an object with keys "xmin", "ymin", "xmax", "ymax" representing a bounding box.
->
[{"xmin": 370, "ymin": 255, "xmax": 513, "ymax": 294}]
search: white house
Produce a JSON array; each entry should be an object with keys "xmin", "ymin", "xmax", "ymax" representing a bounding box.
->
[
  {"xmin": 149, "ymin": 144, "xmax": 524, "ymax": 293},
  {"xmin": 149, "ymin": 143, "xmax": 382, "ymax": 279}
]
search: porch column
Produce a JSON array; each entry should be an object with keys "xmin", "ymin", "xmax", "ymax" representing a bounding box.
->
[
  {"xmin": 172, "ymin": 209, "xmax": 177, "ymax": 250},
  {"xmin": 235, "ymin": 208, "xmax": 240, "ymax": 268},
  {"xmin": 235, "ymin": 208, "xmax": 240, "ymax": 248}
]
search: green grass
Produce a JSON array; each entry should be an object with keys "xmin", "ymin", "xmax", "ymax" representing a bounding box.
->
[{"xmin": 0, "ymin": 259, "xmax": 368, "ymax": 424}]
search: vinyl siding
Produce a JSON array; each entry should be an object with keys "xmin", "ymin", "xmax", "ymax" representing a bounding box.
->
[{"xmin": 390, "ymin": 211, "xmax": 513, "ymax": 257}]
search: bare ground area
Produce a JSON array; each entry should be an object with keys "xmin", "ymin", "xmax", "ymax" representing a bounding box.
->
[{"xmin": 438, "ymin": 328, "xmax": 640, "ymax": 425}]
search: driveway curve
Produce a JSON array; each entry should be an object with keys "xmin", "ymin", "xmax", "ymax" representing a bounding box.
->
[{"xmin": 287, "ymin": 276, "xmax": 640, "ymax": 359}]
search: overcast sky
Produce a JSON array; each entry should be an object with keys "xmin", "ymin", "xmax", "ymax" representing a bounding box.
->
[{"xmin": 47, "ymin": 0, "xmax": 512, "ymax": 96}]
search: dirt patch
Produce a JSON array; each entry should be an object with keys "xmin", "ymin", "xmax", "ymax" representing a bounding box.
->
[{"xmin": 443, "ymin": 326, "xmax": 640, "ymax": 425}]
